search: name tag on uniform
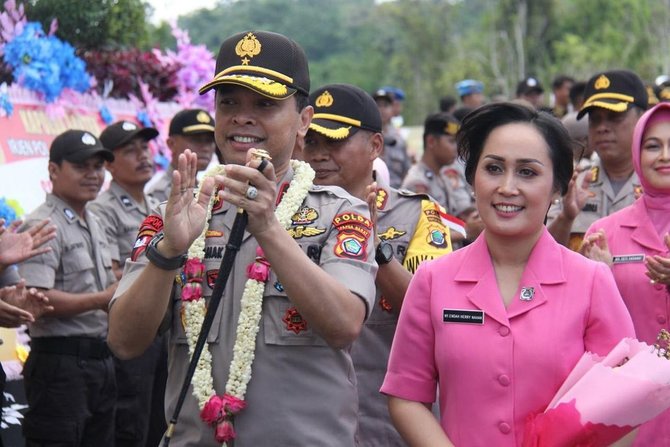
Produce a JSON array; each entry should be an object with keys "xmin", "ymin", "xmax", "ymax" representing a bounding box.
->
[
  {"xmin": 443, "ymin": 309, "xmax": 484, "ymax": 325},
  {"xmin": 612, "ymin": 254, "xmax": 645, "ymax": 264}
]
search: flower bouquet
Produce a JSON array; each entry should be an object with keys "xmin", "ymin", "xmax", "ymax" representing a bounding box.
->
[{"xmin": 523, "ymin": 331, "xmax": 670, "ymax": 447}]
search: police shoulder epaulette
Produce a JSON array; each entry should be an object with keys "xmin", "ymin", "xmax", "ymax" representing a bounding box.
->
[
  {"xmin": 396, "ymin": 188, "xmax": 430, "ymax": 200},
  {"xmin": 309, "ymin": 184, "xmax": 367, "ymax": 206}
]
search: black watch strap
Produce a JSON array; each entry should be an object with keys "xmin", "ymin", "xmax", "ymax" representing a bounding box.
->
[{"xmin": 145, "ymin": 231, "xmax": 187, "ymax": 270}]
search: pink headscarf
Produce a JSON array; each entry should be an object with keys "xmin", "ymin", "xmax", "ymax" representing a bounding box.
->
[{"xmin": 631, "ymin": 102, "xmax": 670, "ymax": 236}]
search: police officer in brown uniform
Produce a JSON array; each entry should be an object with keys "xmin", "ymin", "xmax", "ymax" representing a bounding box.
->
[
  {"xmin": 402, "ymin": 113, "xmax": 461, "ymax": 214},
  {"xmin": 147, "ymin": 109, "xmax": 216, "ymax": 203},
  {"xmin": 107, "ymin": 31, "xmax": 377, "ymax": 447},
  {"xmin": 19, "ymin": 129, "xmax": 118, "ymax": 446},
  {"xmin": 304, "ymin": 83, "xmax": 453, "ymax": 447},
  {"xmin": 374, "ymin": 89, "xmax": 411, "ymax": 189},
  {"xmin": 90, "ymin": 120, "xmax": 166, "ymax": 447},
  {"xmin": 548, "ymin": 70, "xmax": 646, "ymax": 250}
]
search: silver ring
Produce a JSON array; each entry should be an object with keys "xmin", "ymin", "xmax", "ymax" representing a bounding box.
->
[{"xmin": 245, "ymin": 185, "xmax": 258, "ymax": 200}]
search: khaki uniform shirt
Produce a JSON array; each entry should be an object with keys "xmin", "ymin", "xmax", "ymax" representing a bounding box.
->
[
  {"xmin": 382, "ymin": 127, "xmax": 411, "ymax": 189},
  {"xmin": 89, "ymin": 181, "xmax": 159, "ymax": 267},
  {"xmin": 351, "ymin": 181, "xmax": 453, "ymax": 447},
  {"xmin": 114, "ymin": 167, "xmax": 377, "ymax": 447},
  {"xmin": 19, "ymin": 194, "xmax": 115, "ymax": 338},
  {"xmin": 146, "ymin": 169, "xmax": 173, "ymax": 204},
  {"xmin": 547, "ymin": 160, "xmax": 640, "ymax": 250},
  {"xmin": 402, "ymin": 161, "xmax": 454, "ymax": 213}
]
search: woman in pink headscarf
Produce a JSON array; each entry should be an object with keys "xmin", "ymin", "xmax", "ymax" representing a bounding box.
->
[{"xmin": 582, "ymin": 101, "xmax": 670, "ymax": 447}]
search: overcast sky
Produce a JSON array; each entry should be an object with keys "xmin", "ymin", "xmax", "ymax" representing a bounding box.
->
[{"xmin": 145, "ymin": 0, "xmax": 212, "ymax": 24}]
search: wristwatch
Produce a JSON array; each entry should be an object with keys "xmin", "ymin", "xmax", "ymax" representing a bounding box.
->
[
  {"xmin": 375, "ymin": 241, "xmax": 394, "ymax": 265},
  {"xmin": 145, "ymin": 231, "xmax": 187, "ymax": 270}
]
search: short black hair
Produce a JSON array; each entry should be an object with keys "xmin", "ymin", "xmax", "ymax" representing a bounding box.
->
[
  {"xmin": 439, "ymin": 95, "xmax": 457, "ymax": 112},
  {"xmin": 552, "ymin": 75, "xmax": 575, "ymax": 90},
  {"xmin": 452, "ymin": 106, "xmax": 474, "ymax": 123},
  {"xmin": 456, "ymin": 102, "xmax": 573, "ymax": 195},
  {"xmin": 569, "ymin": 81, "xmax": 586, "ymax": 106}
]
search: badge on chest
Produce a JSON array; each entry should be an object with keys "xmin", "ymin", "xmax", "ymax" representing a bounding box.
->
[
  {"xmin": 612, "ymin": 254, "xmax": 645, "ymax": 264},
  {"xmin": 443, "ymin": 309, "xmax": 485, "ymax": 325}
]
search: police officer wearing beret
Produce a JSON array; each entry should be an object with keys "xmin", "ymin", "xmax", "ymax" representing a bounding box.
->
[
  {"xmin": 304, "ymin": 83, "xmax": 453, "ymax": 446},
  {"xmin": 108, "ymin": 31, "xmax": 377, "ymax": 446},
  {"xmin": 147, "ymin": 109, "xmax": 216, "ymax": 203},
  {"xmin": 548, "ymin": 69, "xmax": 646, "ymax": 250},
  {"xmin": 19, "ymin": 129, "xmax": 118, "ymax": 446},
  {"xmin": 89, "ymin": 121, "xmax": 166, "ymax": 447}
]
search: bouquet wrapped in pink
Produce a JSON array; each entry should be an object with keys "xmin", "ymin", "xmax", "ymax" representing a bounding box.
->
[{"xmin": 523, "ymin": 332, "xmax": 670, "ymax": 447}]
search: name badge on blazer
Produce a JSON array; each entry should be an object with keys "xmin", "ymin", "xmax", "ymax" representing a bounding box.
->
[
  {"xmin": 612, "ymin": 254, "xmax": 645, "ymax": 264},
  {"xmin": 443, "ymin": 309, "xmax": 484, "ymax": 325}
]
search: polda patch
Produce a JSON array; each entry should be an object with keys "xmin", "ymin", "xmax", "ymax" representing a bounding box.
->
[{"xmin": 332, "ymin": 212, "xmax": 372, "ymax": 259}]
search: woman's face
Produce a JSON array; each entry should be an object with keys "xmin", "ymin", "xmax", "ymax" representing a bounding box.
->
[
  {"xmin": 641, "ymin": 120, "xmax": 670, "ymax": 191},
  {"xmin": 473, "ymin": 122, "xmax": 558, "ymax": 241}
]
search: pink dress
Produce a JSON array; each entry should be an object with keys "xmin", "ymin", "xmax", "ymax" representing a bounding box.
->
[{"xmin": 381, "ymin": 229, "xmax": 635, "ymax": 446}]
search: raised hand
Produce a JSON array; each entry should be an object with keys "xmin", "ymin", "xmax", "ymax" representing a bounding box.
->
[
  {"xmin": 0, "ymin": 218, "xmax": 57, "ymax": 266},
  {"xmin": 162, "ymin": 149, "xmax": 224, "ymax": 256},
  {"xmin": 365, "ymin": 182, "xmax": 380, "ymax": 246},
  {"xmin": 579, "ymin": 229, "xmax": 613, "ymax": 267},
  {"xmin": 560, "ymin": 169, "xmax": 592, "ymax": 220}
]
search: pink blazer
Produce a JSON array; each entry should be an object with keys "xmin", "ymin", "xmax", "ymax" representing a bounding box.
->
[{"xmin": 382, "ymin": 228, "xmax": 635, "ymax": 446}]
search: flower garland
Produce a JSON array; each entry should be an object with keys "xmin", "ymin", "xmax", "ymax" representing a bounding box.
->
[{"xmin": 181, "ymin": 159, "xmax": 314, "ymax": 445}]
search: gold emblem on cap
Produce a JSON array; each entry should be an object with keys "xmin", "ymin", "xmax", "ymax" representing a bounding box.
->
[
  {"xmin": 235, "ymin": 32, "xmax": 262, "ymax": 65},
  {"xmin": 594, "ymin": 75, "xmax": 610, "ymax": 90},
  {"xmin": 315, "ymin": 91, "xmax": 334, "ymax": 108},
  {"xmin": 445, "ymin": 122, "xmax": 460, "ymax": 135},
  {"xmin": 196, "ymin": 111, "xmax": 211, "ymax": 123}
]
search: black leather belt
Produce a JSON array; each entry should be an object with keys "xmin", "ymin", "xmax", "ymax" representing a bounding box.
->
[{"xmin": 31, "ymin": 336, "xmax": 111, "ymax": 359}]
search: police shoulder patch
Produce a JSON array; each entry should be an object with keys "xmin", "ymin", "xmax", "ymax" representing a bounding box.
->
[
  {"xmin": 130, "ymin": 214, "xmax": 164, "ymax": 261},
  {"xmin": 332, "ymin": 212, "xmax": 372, "ymax": 259}
]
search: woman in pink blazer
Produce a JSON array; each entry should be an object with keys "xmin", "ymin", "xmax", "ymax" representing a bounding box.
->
[
  {"xmin": 381, "ymin": 103, "xmax": 635, "ymax": 446},
  {"xmin": 582, "ymin": 102, "xmax": 670, "ymax": 447}
]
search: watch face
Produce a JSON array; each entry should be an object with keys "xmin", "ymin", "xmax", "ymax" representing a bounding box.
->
[{"xmin": 377, "ymin": 241, "xmax": 394, "ymax": 264}]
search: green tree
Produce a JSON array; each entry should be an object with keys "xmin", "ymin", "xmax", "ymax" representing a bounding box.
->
[{"xmin": 25, "ymin": 0, "xmax": 151, "ymax": 49}]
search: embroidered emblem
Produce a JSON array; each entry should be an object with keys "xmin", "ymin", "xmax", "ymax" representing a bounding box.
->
[
  {"xmin": 379, "ymin": 297, "xmax": 393, "ymax": 313},
  {"xmin": 375, "ymin": 188, "xmax": 388, "ymax": 210},
  {"xmin": 590, "ymin": 166, "xmax": 599, "ymax": 183},
  {"xmin": 63, "ymin": 208, "xmax": 76, "ymax": 221},
  {"xmin": 332, "ymin": 212, "xmax": 372, "ymax": 259},
  {"xmin": 81, "ymin": 133, "xmax": 97, "ymax": 146},
  {"xmin": 121, "ymin": 121, "xmax": 137, "ymax": 131},
  {"xmin": 235, "ymin": 32, "xmax": 262, "ymax": 65},
  {"xmin": 282, "ymin": 307, "xmax": 307, "ymax": 334},
  {"xmin": 206, "ymin": 270, "xmax": 218, "ymax": 289},
  {"xmin": 131, "ymin": 215, "xmax": 164, "ymax": 261},
  {"xmin": 594, "ymin": 75, "xmax": 610, "ymax": 90},
  {"xmin": 445, "ymin": 121, "xmax": 460, "ymax": 135},
  {"xmin": 423, "ymin": 207, "xmax": 443, "ymax": 225},
  {"xmin": 291, "ymin": 206, "xmax": 319, "ymax": 225},
  {"xmin": 274, "ymin": 281, "xmax": 284, "ymax": 292},
  {"xmin": 288, "ymin": 225, "xmax": 326, "ymax": 239},
  {"xmin": 520, "ymin": 287, "xmax": 534, "ymax": 301},
  {"xmin": 120, "ymin": 195, "xmax": 132, "ymax": 207},
  {"xmin": 197, "ymin": 111, "xmax": 211, "ymax": 123},
  {"xmin": 315, "ymin": 91, "xmax": 334, "ymax": 107},
  {"xmin": 426, "ymin": 228, "xmax": 447, "ymax": 248},
  {"xmin": 205, "ymin": 229, "xmax": 224, "ymax": 238},
  {"xmin": 379, "ymin": 226, "xmax": 406, "ymax": 241}
]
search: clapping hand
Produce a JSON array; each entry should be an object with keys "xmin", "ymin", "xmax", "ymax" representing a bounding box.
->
[
  {"xmin": 645, "ymin": 234, "xmax": 670, "ymax": 286},
  {"xmin": 0, "ymin": 279, "xmax": 53, "ymax": 327},
  {"xmin": 0, "ymin": 218, "xmax": 56, "ymax": 267}
]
